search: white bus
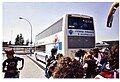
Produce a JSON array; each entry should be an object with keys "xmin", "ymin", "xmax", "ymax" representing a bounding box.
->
[{"xmin": 34, "ymin": 14, "xmax": 95, "ymax": 60}]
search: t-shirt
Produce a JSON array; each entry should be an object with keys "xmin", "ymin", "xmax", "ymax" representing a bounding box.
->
[
  {"xmin": 46, "ymin": 55, "xmax": 56, "ymax": 67},
  {"xmin": 3, "ymin": 56, "xmax": 23, "ymax": 71},
  {"xmin": 86, "ymin": 59, "xmax": 97, "ymax": 73}
]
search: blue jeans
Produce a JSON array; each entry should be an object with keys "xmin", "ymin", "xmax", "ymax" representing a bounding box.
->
[{"xmin": 45, "ymin": 67, "xmax": 51, "ymax": 78}]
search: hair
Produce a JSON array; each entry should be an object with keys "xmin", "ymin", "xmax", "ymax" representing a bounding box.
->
[
  {"xmin": 5, "ymin": 49, "xmax": 15, "ymax": 56},
  {"xmin": 51, "ymin": 48, "xmax": 57, "ymax": 55},
  {"xmin": 56, "ymin": 53, "xmax": 63, "ymax": 60},
  {"xmin": 83, "ymin": 52, "xmax": 92, "ymax": 61},
  {"xmin": 52, "ymin": 57, "xmax": 84, "ymax": 78},
  {"xmin": 75, "ymin": 49, "xmax": 86, "ymax": 57},
  {"xmin": 93, "ymin": 48, "xmax": 100, "ymax": 53},
  {"xmin": 108, "ymin": 44, "xmax": 119, "ymax": 70}
]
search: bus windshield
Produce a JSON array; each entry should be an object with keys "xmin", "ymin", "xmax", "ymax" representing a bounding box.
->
[{"xmin": 68, "ymin": 17, "xmax": 94, "ymax": 30}]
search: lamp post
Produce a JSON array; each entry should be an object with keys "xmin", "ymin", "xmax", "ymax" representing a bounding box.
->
[{"xmin": 19, "ymin": 17, "xmax": 32, "ymax": 55}]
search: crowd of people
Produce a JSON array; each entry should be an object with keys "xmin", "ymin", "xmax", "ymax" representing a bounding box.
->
[
  {"xmin": 2, "ymin": 43, "xmax": 119, "ymax": 79},
  {"xmin": 45, "ymin": 44, "xmax": 119, "ymax": 79}
]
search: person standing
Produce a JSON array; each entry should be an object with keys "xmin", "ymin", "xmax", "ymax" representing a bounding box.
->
[
  {"xmin": 83, "ymin": 54, "xmax": 97, "ymax": 78},
  {"xmin": 2, "ymin": 49, "xmax": 24, "ymax": 78},
  {"xmin": 45, "ymin": 48, "xmax": 57, "ymax": 78}
]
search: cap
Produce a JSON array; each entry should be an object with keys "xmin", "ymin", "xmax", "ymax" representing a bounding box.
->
[{"xmin": 5, "ymin": 49, "xmax": 15, "ymax": 55}]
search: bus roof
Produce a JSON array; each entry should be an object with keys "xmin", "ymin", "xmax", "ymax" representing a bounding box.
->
[
  {"xmin": 9, "ymin": 45, "xmax": 34, "ymax": 48},
  {"xmin": 66, "ymin": 14, "xmax": 92, "ymax": 18},
  {"xmin": 36, "ymin": 14, "xmax": 93, "ymax": 37}
]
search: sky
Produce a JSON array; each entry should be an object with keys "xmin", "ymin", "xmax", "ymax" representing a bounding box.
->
[{"xmin": 3, "ymin": 2, "xmax": 119, "ymax": 44}]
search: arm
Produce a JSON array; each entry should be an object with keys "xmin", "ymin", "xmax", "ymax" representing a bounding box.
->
[
  {"xmin": 2, "ymin": 60, "xmax": 7, "ymax": 72},
  {"xmin": 18, "ymin": 58, "xmax": 24, "ymax": 70},
  {"xmin": 20, "ymin": 58, "xmax": 24, "ymax": 70}
]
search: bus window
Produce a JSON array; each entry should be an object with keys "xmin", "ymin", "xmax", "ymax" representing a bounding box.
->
[
  {"xmin": 36, "ymin": 45, "xmax": 45, "ymax": 52},
  {"xmin": 68, "ymin": 17, "xmax": 94, "ymax": 30},
  {"xmin": 68, "ymin": 16, "xmax": 95, "ymax": 48}
]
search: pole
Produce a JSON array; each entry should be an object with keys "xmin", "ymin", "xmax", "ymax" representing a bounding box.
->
[{"xmin": 19, "ymin": 17, "xmax": 32, "ymax": 55}]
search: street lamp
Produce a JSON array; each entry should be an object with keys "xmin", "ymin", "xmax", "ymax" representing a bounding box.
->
[{"xmin": 19, "ymin": 17, "xmax": 33, "ymax": 55}]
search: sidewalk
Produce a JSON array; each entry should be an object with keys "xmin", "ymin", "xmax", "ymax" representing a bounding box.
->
[
  {"xmin": 27, "ymin": 54, "xmax": 46, "ymax": 68},
  {"xmin": 20, "ymin": 55, "xmax": 46, "ymax": 78}
]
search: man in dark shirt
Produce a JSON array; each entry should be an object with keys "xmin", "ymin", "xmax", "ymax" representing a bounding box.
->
[
  {"xmin": 45, "ymin": 48, "xmax": 57, "ymax": 78},
  {"xmin": 2, "ymin": 49, "xmax": 24, "ymax": 78}
]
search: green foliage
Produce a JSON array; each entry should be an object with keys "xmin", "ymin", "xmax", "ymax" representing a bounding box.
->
[{"xmin": 15, "ymin": 33, "xmax": 24, "ymax": 45}]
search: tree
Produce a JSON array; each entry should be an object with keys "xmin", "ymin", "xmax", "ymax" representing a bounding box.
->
[
  {"xmin": 15, "ymin": 34, "xmax": 20, "ymax": 45},
  {"xmin": 26, "ymin": 39, "xmax": 29, "ymax": 45},
  {"xmin": 9, "ymin": 41, "xmax": 11, "ymax": 45},
  {"xmin": 19, "ymin": 33, "xmax": 24, "ymax": 45},
  {"xmin": 15, "ymin": 33, "xmax": 24, "ymax": 45}
]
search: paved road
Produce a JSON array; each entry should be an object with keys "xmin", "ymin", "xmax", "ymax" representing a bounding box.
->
[{"xmin": 2, "ymin": 54, "xmax": 46, "ymax": 78}]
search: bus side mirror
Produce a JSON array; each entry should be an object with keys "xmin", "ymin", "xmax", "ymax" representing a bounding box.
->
[
  {"xmin": 107, "ymin": 2, "xmax": 119, "ymax": 27},
  {"xmin": 107, "ymin": 15, "xmax": 113, "ymax": 27}
]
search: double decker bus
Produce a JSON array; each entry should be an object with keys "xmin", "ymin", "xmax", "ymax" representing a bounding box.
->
[{"xmin": 34, "ymin": 14, "xmax": 95, "ymax": 60}]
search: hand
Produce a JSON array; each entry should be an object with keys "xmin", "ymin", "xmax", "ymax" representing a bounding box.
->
[
  {"xmin": 2, "ymin": 70, "xmax": 7, "ymax": 72},
  {"xmin": 18, "ymin": 67, "xmax": 23, "ymax": 70}
]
